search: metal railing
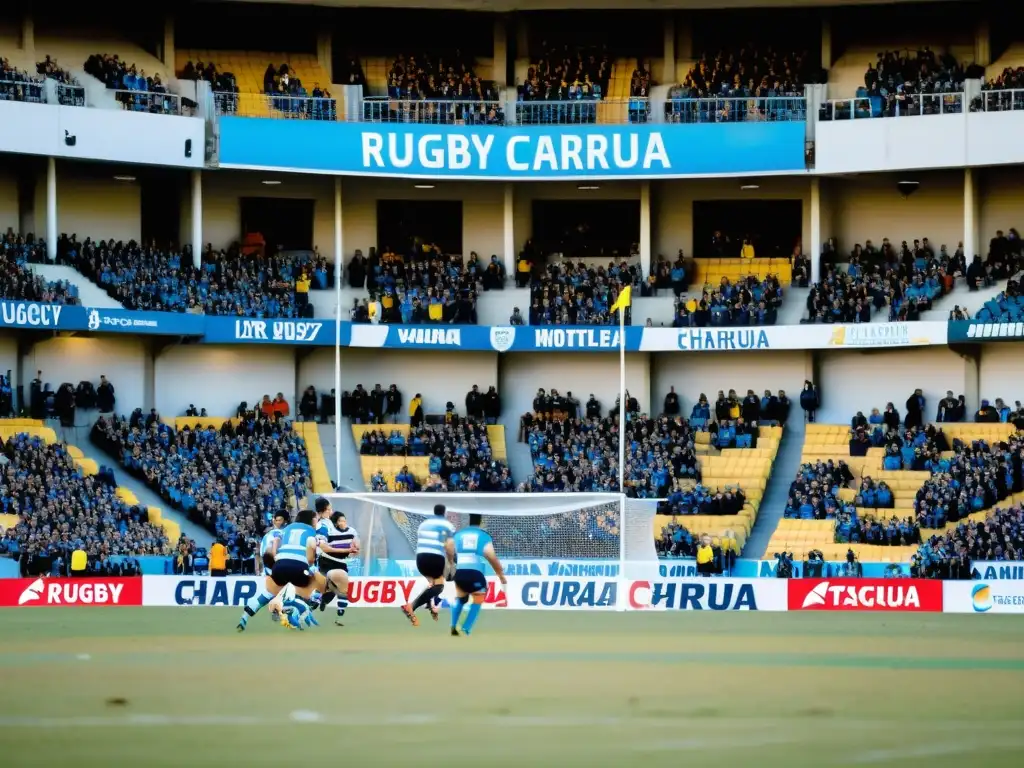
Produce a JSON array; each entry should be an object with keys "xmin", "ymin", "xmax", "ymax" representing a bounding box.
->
[
  {"xmin": 820, "ymin": 92, "xmax": 963, "ymax": 120},
  {"xmin": 113, "ymin": 89, "xmax": 182, "ymax": 116},
  {"xmin": 362, "ymin": 97, "xmax": 501, "ymax": 124},
  {"xmin": 515, "ymin": 98, "xmax": 647, "ymax": 125},
  {"xmin": 56, "ymin": 83, "xmax": 86, "ymax": 107},
  {"xmin": 972, "ymin": 88, "xmax": 1024, "ymax": 112},
  {"xmin": 215, "ymin": 92, "xmax": 338, "ymax": 121},
  {"xmin": 0, "ymin": 74, "xmax": 46, "ymax": 103},
  {"xmin": 664, "ymin": 96, "xmax": 806, "ymax": 123}
]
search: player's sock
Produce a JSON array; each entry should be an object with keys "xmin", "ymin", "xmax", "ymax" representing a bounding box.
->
[
  {"xmin": 336, "ymin": 593, "xmax": 349, "ymax": 620},
  {"xmin": 238, "ymin": 589, "xmax": 274, "ymax": 628},
  {"xmin": 284, "ymin": 598, "xmax": 310, "ymax": 624},
  {"xmin": 450, "ymin": 595, "xmax": 468, "ymax": 630},
  {"xmin": 411, "ymin": 584, "xmax": 444, "ymax": 612},
  {"xmin": 462, "ymin": 602, "xmax": 482, "ymax": 635}
]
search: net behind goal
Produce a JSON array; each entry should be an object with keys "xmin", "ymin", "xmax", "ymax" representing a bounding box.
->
[{"xmin": 327, "ymin": 492, "xmax": 658, "ymax": 579}]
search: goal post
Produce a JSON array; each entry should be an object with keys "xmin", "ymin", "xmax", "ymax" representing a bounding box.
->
[{"xmin": 324, "ymin": 492, "xmax": 660, "ymax": 582}]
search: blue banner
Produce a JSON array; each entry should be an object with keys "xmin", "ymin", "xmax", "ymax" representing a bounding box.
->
[
  {"xmin": 203, "ymin": 316, "xmax": 345, "ymax": 346},
  {"xmin": 948, "ymin": 320, "xmax": 1024, "ymax": 343},
  {"xmin": 0, "ymin": 300, "xmax": 84, "ymax": 330},
  {"xmin": 84, "ymin": 307, "xmax": 206, "ymax": 336},
  {"xmin": 219, "ymin": 119, "xmax": 807, "ymax": 179}
]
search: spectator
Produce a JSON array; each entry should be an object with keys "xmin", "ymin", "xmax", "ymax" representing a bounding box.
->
[
  {"xmin": 209, "ymin": 538, "xmax": 228, "ymax": 577},
  {"xmin": 905, "ymin": 388, "xmax": 925, "ymax": 429},
  {"xmin": 674, "ymin": 274, "xmax": 783, "ymax": 327},
  {"xmin": 530, "ymin": 261, "xmax": 638, "ymax": 326},
  {"xmin": 97, "ymin": 375, "xmax": 116, "ymax": 413},
  {"xmin": 36, "ymin": 56, "xmax": 83, "ymax": 107},
  {"xmin": 1, "ymin": 234, "xmax": 80, "ymax": 304},
  {"xmin": 371, "ymin": 52, "xmax": 500, "ymax": 125},
  {"xmin": 975, "ymin": 400, "xmax": 1001, "ymax": 423},
  {"xmin": 83, "ymin": 53, "xmax": 176, "ymax": 114},
  {"xmin": 936, "ymin": 390, "xmax": 963, "ymax": 423},
  {"xmin": 799, "ymin": 380, "xmax": 819, "ymax": 423},
  {"xmin": 1, "ymin": 57, "xmax": 45, "ymax": 103}
]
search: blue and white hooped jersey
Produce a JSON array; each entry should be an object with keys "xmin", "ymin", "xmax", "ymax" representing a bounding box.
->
[
  {"xmin": 453, "ymin": 526, "xmax": 493, "ymax": 574},
  {"xmin": 415, "ymin": 517, "xmax": 456, "ymax": 557},
  {"xmin": 277, "ymin": 522, "xmax": 316, "ymax": 564},
  {"xmin": 260, "ymin": 529, "xmax": 284, "ymax": 574}
]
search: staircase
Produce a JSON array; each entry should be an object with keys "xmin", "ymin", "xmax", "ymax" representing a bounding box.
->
[
  {"xmin": 743, "ymin": 418, "xmax": 805, "ymax": 558},
  {"xmin": 499, "ymin": 415, "xmax": 534, "ymax": 486},
  {"xmin": 29, "ymin": 264, "xmax": 124, "ymax": 309}
]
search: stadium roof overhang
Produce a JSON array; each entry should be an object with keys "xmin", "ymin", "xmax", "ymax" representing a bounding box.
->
[{"xmin": 207, "ymin": 0, "xmax": 955, "ymax": 11}]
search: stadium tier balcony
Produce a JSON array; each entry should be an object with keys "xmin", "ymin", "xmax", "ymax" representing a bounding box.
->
[
  {"xmin": 0, "ymin": 421, "xmax": 173, "ymax": 574},
  {"xmin": 766, "ymin": 420, "xmax": 1024, "ymax": 566},
  {"xmin": 1, "ymin": 236, "xmax": 80, "ymax": 305},
  {"xmin": 84, "ymin": 53, "xmax": 180, "ymax": 115},
  {"xmin": 529, "ymin": 261, "xmax": 637, "ymax": 326},
  {"xmin": 91, "ymin": 408, "xmax": 323, "ymax": 542},
  {"xmin": 60, "ymin": 236, "xmax": 328, "ymax": 317}
]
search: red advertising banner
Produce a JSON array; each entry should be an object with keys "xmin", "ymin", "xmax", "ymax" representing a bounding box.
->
[
  {"xmin": 787, "ymin": 578, "xmax": 943, "ymax": 612},
  {"xmin": 0, "ymin": 577, "xmax": 143, "ymax": 607}
]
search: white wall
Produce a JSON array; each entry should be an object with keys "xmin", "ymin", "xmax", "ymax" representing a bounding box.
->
[
  {"xmin": 154, "ymin": 346, "xmax": 296, "ymax": 417},
  {"xmin": 652, "ymin": 351, "xmax": 811, "ymax": 419},
  {"xmin": 19, "ymin": 337, "xmax": 147, "ymax": 413},
  {"xmin": 979, "ymin": 344, "xmax": 1024, "ymax": 405},
  {"xmin": 499, "ymin": 353, "xmax": 651, "ymax": 419},
  {"xmin": 341, "ymin": 178, "xmax": 505, "ymax": 260},
  {"xmin": 652, "ymin": 177, "xmax": 811, "ymax": 259},
  {"xmin": 827, "ymin": 171, "xmax": 965, "ymax": 254},
  {"xmin": 978, "ymin": 166, "xmax": 1024, "ymax": 248},
  {"xmin": 513, "ymin": 181, "xmax": 642, "ymax": 258},
  {"xmin": 0, "ymin": 171, "xmax": 17, "ymax": 234},
  {"xmin": 35, "ymin": 165, "xmax": 140, "ymax": 243},
  {"xmin": 816, "ymin": 348, "xmax": 968, "ymax": 424}
]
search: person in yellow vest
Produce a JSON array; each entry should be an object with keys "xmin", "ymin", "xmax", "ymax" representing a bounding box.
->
[
  {"xmin": 295, "ymin": 271, "xmax": 311, "ymax": 313},
  {"xmin": 409, "ymin": 393, "xmax": 424, "ymax": 428},
  {"xmin": 209, "ymin": 539, "xmax": 228, "ymax": 577},
  {"xmin": 696, "ymin": 535, "xmax": 715, "ymax": 577},
  {"xmin": 70, "ymin": 547, "xmax": 88, "ymax": 577},
  {"xmin": 740, "ymin": 238, "xmax": 755, "ymax": 259}
]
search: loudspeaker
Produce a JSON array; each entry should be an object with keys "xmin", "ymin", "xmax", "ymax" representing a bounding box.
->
[{"xmin": 185, "ymin": 139, "xmax": 192, "ymax": 158}]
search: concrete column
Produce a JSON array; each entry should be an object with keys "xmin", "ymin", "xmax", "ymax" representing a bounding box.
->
[
  {"xmin": 191, "ymin": 170, "xmax": 202, "ymax": 268},
  {"xmin": 821, "ymin": 18, "xmax": 833, "ymax": 70},
  {"xmin": 162, "ymin": 15, "xmax": 175, "ymax": 70},
  {"xmin": 639, "ymin": 182, "xmax": 652, "ymax": 279},
  {"xmin": 676, "ymin": 17, "xmax": 693, "ymax": 62},
  {"xmin": 975, "ymin": 20, "xmax": 990, "ymax": 68},
  {"xmin": 493, "ymin": 16, "xmax": 509, "ymax": 88},
  {"xmin": 964, "ymin": 168, "xmax": 979, "ymax": 259},
  {"xmin": 810, "ymin": 177, "xmax": 822, "ymax": 285},
  {"xmin": 45, "ymin": 158, "xmax": 57, "ymax": 261},
  {"xmin": 515, "ymin": 16, "xmax": 528, "ymax": 59},
  {"xmin": 334, "ymin": 176, "xmax": 343, "ymax": 292},
  {"xmin": 317, "ymin": 29, "xmax": 332, "ymax": 75},
  {"xmin": 21, "ymin": 14, "xmax": 35, "ymax": 57},
  {"xmin": 662, "ymin": 13, "xmax": 676, "ymax": 85},
  {"xmin": 503, "ymin": 183, "xmax": 515, "ymax": 277}
]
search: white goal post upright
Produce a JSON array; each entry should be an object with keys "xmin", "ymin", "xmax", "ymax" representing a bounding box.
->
[{"xmin": 324, "ymin": 492, "xmax": 660, "ymax": 600}]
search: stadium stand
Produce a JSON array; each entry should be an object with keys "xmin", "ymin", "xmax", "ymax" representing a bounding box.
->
[
  {"xmin": 0, "ymin": 420, "xmax": 173, "ymax": 576},
  {"xmin": 82, "ymin": 53, "xmax": 176, "ymax": 113},
  {"xmin": 59, "ymin": 236, "xmax": 327, "ymax": 317},
  {"xmin": 0, "ymin": 57, "xmax": 46, "ymax": 103},
  {"xmin": 1, "ymin": 235, "xmax": 80, "ymax": 304},
  {"xmin": 91, "ymin": 408, "xmax": 312, "ymax": 543},
  {"xmin": 529, "ymin": 261, "xmax": 636, "ymax": 326}
]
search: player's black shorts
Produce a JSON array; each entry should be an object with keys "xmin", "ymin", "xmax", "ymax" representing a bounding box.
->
[
  {"xmin": 454, "ymin": 569, "xmax": 487, "ymax": 595},
  {"xmin": 270, "ymin": 559, "xmax": 312, "ymax": 588},
  {"xmin": 318, "ymin": 557, "xmax": 348, "ymax": 574},
  {"xmin": 417, "ymin": 553, "xmax": 447, "ymax": 580}
]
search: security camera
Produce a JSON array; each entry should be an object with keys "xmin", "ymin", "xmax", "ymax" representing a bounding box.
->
[
  {"xmin": 64, "ymin": 130, "xmax": 76, "ymax": 147},
  {"xmin": 896, "ymin": 180, "xmax": 919, "ymax": 198}
]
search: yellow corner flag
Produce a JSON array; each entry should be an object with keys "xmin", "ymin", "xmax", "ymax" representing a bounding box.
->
[{"xmin": 610, "ymin": 285, "xmax": 632, "ymax": 315}]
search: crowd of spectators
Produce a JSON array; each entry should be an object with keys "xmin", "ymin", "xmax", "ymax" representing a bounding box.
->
[
  {"xmin": 823, "ymin": 48, "xmax": 968, "ymax": 120},
  {"xmin": 181, "ymin": 59, "xmax": 239, "ymax": 115},
  {"xmin": 683, "ymin": 389, "xmax": 791, "ymax": 430},
  {"xmin": 674, "ymin": 274, "xmax": 784, "ymax": 327},
  {"xmin": 915, "ymin": 504, "xmax": 1024, "ymax": 578},
  {"xmin": 262, "ymin": 62, "xmax": 336, "ymax": 121},
  {"xmin": 973, "ymin": 274, "xmax": 1023, "ymax": 323},
  {"xmin": 364, "ymin": 419, "xmax": 513, "ymax": 493},
  {"xmin": 83, "ymin": 53, "xmax": 177, "ymax": 114},
  {"xmin": 784, "ymin": 458, "xmax": 855, "ymax": 520},
  {"xmin": 975, "ymin": 66, "xmax": 1024, "ymax": 112},
  {"xmin": 91, "ymin": 405, "xmax": 310, "ymax": 543},
  {"xmin": 1, "ymin": 234, "xmax": 80, "ymax": 304},
  {"xmin": 528, "ymin": 260, "xmax": 637, "ymax": 326},
  {"xmin": 1, "ymin": 57, "xmax": 45, "ymax": 103},
  {"xmin": 36, "ymin": 55, "xmax": 84, "ymax": 107},
  {"xmin": 341, "ymin": 383, "xmax": 404, "ymax": 424},
  {"xmin": 666, "ymin": 46, "xmax": 812, "ymax": 123},
  {"xmin": 517, "ymin": 44, "xmax": 613, "ymax": 125},
  {"xmin": 347, "ymin": 245, "xmax": 492, "ymax": 325},
  {"xmin": 365, "ymin": 52, "xmax": 501, "ymax": 125},
  {"xmin": 0, "ymin": 433, "xmax": 170, "ymax": 575},
  {"xmin": 59, "ymin": 236, "xmax": 327, "ymax": 317}
]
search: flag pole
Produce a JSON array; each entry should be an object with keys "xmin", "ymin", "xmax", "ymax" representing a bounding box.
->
[{"xmin": 618, "ymin": 298, "xmax": 626, "ymax": 495}]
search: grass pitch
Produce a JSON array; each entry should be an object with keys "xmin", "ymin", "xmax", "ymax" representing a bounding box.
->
[{"xmin": 1, "ymin": 608, "xmax": 1023, "ymax": 767}]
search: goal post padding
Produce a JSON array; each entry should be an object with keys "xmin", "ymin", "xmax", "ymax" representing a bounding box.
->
[{"xmin": 325, "ymin": 492, "xmax": 659, "ymax": 579}]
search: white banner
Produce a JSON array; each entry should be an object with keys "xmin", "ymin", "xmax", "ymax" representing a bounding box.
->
[
  {"xmin": 943, "ymin": 581, "xmax": 1024, "ymax": 614},
  {"xmin": 970, "ymin": 561, "xmax": 1024, "ymax": 581},
  {"xmin": 624, "ymin": 578, "xmax": 788, "ymax": 611}
]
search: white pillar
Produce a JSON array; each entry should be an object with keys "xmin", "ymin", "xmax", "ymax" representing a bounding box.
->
[
  {"xmin": 821, "ymin": 19, "xmax": 832, "ymax": 70},
  {"xmin": 45, "ymin": 157, "xmax": 56, "ymax": 261},
  {"xmin": 191, "ymin": 169, "xmax": 202, "ymax": 268},
  {"xmin": 810, "ymin": 177, "xmax": 822, "ymax": 285},
  {"xmin": 334, "ymin": 177, "xmax": 343, "ymax": 292},
  {"xmin": 493, "ymin": 17, "xmax": 509, "ymax": 88},
  {"xmin": 964, "ymin": 168, "xmax": 978, "ymax": 259},
  {"xmin": 503, "ymin": 183, "xmax": 515, "ymax": 278},
  {"xmin": 639, "ymin": 182, "xmax": 651, "ymax": 278},
  {"xmin": 662, "ymin": 13, "xmax": 676, "ymax": 85}
]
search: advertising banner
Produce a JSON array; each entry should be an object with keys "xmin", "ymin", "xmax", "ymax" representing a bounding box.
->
[
  {"xmin": 787, "ymin": 578, "xmax": 942, "ymax": 612},
  {"xmin": 943, "ymin": 581, "xmax": 1024, "ymax": 613},
  {"xmin": 625, "ymin": 578, "xmax": 787, "ymax": 611},
  {"xmin": 0, "ymin": 577, "xmax": 143, "ymax": 607},
  {"xmin": 219, "ymin": 119, "xmax": 807, "ymax": 180},
  {"xmin": 947, "ymin": 320, "xmax": 1024, "ymax": 344},
  {"xmin": 971, "ymin": 561, "xmax": 1024, "ymax": 581}
]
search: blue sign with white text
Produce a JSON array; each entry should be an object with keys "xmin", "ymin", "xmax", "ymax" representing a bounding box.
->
[
  {"xmin": 0, "ymin": 300, "xmax": 83, "ymax": 330},
  {"xmin": 84, "ymin": 307, "xmax": 206, "ymax": 336},
  {"xmin": 219, "ymin": 119, "xmax": 808, "ymax": 179},
  {"xmin": 204, "ymin": 316, "xmax": 344, "ymax": 346}
]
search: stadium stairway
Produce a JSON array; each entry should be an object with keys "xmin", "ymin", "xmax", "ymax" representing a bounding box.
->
[
  {"xmin": 29, "ymin": 264, "xmax": 124, "ymax": 309},
  {"xmin": 743, "ymin": 417, "xmax": 806, "ymax": 558},
  {"xmin": 331, "ymin": 422, "xmax": 367, "ymax": 491},
  {"xmin": 919, "ymin": 278, "xmax": 1007, "ymax": 321},
  {"xmin": 70, "ymin": 425, "xmax": 212, "ymax": 547}
]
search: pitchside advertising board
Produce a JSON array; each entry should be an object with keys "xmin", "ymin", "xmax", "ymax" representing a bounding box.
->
[
  {"xmin": 943, "ymin": 581, "xmax": 1024, "ymax": 614},
  {"xmin": 787, "ymin": 579, "xmax": 944, "ymax": 612},
  {"xmin": 0, "ymin": 577, "xmax": 143, "ymax": 607}
]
